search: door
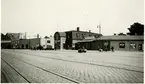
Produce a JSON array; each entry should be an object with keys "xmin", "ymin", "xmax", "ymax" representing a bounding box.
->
[{"xmin": 138, "ymin": 44, "xmax": 143, "ymax": 51}]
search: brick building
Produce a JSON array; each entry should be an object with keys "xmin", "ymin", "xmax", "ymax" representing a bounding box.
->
[{"xmin": 54, "ymin": 27, "xmax": 102, "ymax": 50}]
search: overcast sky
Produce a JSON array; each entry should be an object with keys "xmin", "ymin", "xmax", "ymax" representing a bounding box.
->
[{"xmin": 1, "ymin": 0, "xmax": 144, "ymax": 38}]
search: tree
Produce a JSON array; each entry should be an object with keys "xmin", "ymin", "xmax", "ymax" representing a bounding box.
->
[
  {"xmin": 118, "ymin": 33, "xmax": 126, "ymax": 36},
  {"xmin": 1, "ymin": 33, "xmax": 11, "ymax": 40},
  {"xmin": 114, "ymin": 33, "xmax": 117, "ymax": 35},
  {"xmin": 127, "ymin": 22, "xmax": 144, "ymax": 35},
  {"xmin": 1, "ymin": 33, "xmax": 5, "ymax": 40}
]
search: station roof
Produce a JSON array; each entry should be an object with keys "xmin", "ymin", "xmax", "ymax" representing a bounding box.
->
[
  {"xmin": 78, "ymin": 35, "xmax": 144, "ymax": 43},
  {"xmin": 96, "ymin": 35, "xmax": 144, "ymax": 41},
  {"xmin": 78, "ymin": 39, "xmax": 95, "ymax": 43}
]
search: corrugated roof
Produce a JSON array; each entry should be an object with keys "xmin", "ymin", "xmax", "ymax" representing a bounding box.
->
[{"xmin": 97, "ymin": 35, "xmax": 144, "ymax": 40}]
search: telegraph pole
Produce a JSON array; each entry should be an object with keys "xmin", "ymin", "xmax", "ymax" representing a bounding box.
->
[
  {"xmin": 99, "ymin": 24, "xmax": 101, "ymax": 34},
  {"xmin": 97, "ymin": 21, "xmax": 101, "ymax": 34},
  {"xmin": 99, "ymin": 21, "xmax": 101, "ymax": 34},
  {"xmin": 25, "ymin": 32, "xmax": 27, "ymax": 39}
]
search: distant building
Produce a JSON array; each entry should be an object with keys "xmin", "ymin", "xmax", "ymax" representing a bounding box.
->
[
  {"xmin": 1, "ymin": 40, "xmax": 11, "ymax": 49},
  {"xmin": 1, "ymin": 33, "xmax": 15, "ymax": 49},
  {"xmin": 6, "ymin": 33, "xmax": 26, "ymax": 40},
  {"xmin": 11, "ymin": 36, "xmax": 54, "ymax": 49},
  {"xmin": 78, "ymin": 35, "xmax": 144, "ymax": 51},
  {"xmin": 50, "ymin": 36, "xmax": 54, "ymax": 49},
  {"xmin": 1, "ymin": 32, "xmax": 26, "ymax": 49},
  {"xmin": 41, "ymin": 36, "xmax": 54, "ymax": 49},
  {"xmin": 54, "ymin": 27, "xmax": 102, "ymax": 50},
  {"xmin": 19, "ymin": 39, "xmax": 30, "ymax": 49}
]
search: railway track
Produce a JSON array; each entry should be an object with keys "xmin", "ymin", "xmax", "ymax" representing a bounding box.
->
[
  {"xmin": 18, "ymin": 50, "xmax": 144, "ymax": 58},
  {"xmin": 5, "ymin": 51, "xmax": 143, "ymax": 73},
  {"xmin": 1, "ymin": 57, "xmax": 80, "ymax": 83},
  {"xmin": 1, "ymin": 51, "xmax": 143, "ymax": 83},
  {"xmin": 1, "ymin": 58, "xmax": 31, "ymax": 83}
]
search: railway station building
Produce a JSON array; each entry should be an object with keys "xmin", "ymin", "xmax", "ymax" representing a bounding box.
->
[
  {"xmin": 54, "ymin": 27, "xmax": 102, "ymax": 50},
  {"xmin": 77, "ymin": 35, "xmax": 144, "ymax": 51},
  {"xmin": 54, "ymin": 32, "xmax": 66, "ymax": 50}
]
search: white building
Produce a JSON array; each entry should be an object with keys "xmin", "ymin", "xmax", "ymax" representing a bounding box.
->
[{"xmin": 40, "ymin": 36, "xmax": 54, "ymax": 49}]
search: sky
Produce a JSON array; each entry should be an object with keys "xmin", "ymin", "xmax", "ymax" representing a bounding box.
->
[{"xmin": 1, "ymin": 0, "xmax": 144, "ymax": 38}]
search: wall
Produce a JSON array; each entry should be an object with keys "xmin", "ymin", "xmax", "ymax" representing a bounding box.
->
[
  {"xmin": 50, "ymin": 36, "xmax": 54, "ymax": 49},
  {"xmin": 19, "ymin": 39, "xmax": 29, "ymax": 49},
  {"xmin": 72, "ymin": 31, "xmax": 99, "ymax": 40},
  {"xmin": 11, "ymin": 40, "xmax": 19, "ymax": 48},
  {"xmin": 77, "ymin": 40, "xmax": 144, "ymax": 51},
  {"xmin": 60, "ymin": 37, "xmax": 66, "ymax": 50},
  {"xmin": 90, "ymin": 40, "xmax": 110, "ymax": 50},
  {"xmin": 40, "ymin": 38, "xmax": 47, "ymax": 48},
  {"xmin": 11, "ymin": 37, "xmax": 55, "ymax": 49},
  {"xmin": 110, "ymin": 40, "xmax": 144, "ymax": 51},
  {"xmin": 29, "ymin": 38, "xmax": 40, "ymax": 48},
  {"xmin": 40, "ymin": 37, "xmax": 54, "ymax": 49},
  {"xmin": 1, "ymin": 40, "xmax": 11, "ymax": 49},
  {"xmin": 69, "ymin": 31, "xmax": 101, "ymax": 49},
  {"xmin": 65, "ymin": 32, "xmax": 72, "ymax": 49},
  {"xmin": 54, "ymin": 32, "xmax": 61, "ymax": 49},
  {"xmin": 72, "ymin": 40, "xmax": 82, "ymax": 48}
]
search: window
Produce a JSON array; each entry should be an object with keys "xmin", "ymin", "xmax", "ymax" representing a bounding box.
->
[
  {"xmin": 104, "ymin": 42, "xmax": 109, "ymax": 46},
  {"xmin": 119, "ymin": 43, "xmax": 125, "ymax": 48},
  {"xmin": 47, "ymin": 45, "xmax": 52, "ymax": 48},
  {"xmin": 130, "ymin": 43, "xmax": 136, "ymax": 49},
  {"xmin": 76, "ymin": 33, "xmax": 79, "ymax": 38},
  {"xmin": 47, "ymin": 40, "xmax": 50, "ymax": 43}
]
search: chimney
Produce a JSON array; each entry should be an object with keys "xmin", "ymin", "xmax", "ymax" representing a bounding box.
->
[
  {"xmin": 77, "ymin": 27, "xmax": 80, "ymax": 31},
  {"xmin": 89, "ymin": 30, "xmax": 91, "ymax": 32}
]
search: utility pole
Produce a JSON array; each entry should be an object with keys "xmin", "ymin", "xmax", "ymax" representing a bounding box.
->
[
  {"xmin": 25, "ymin": 32, "xmax": 27, "ymax": 39},
  {"xmin": 99, "ymin": 24, "xmax": 101, "ymax": 34},
  {"xmin": 99, "ymin": 21, "xmax": 101, "ymax": 34},
  {"xmin": 28, "ymin": 36, "xmax": 31, "ymax": 49},
  {"xmin": 97, "ymin": 22, "xmax": 101, "ymax": 34}
]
